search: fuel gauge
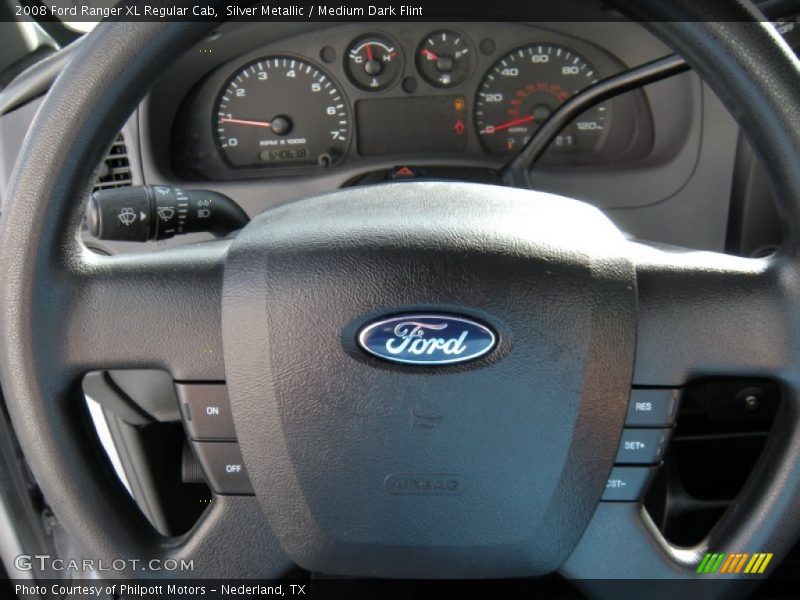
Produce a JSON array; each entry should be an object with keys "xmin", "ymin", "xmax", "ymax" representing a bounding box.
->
[
  {"xmin": 346, "ymin": 34, "xmax": 403, "ymax": 91},
  {"xmin": 416, "ymin": 30, "xmax": 473, "ymax": 88}
]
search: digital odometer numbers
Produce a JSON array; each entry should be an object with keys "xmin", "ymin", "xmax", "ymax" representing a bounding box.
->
[
  {"xmin": 215, "ymin": 57, "xmax": 351, "ymax": 169},
  {"xmin": 475, "ymin": 45, "xmax": 607, "ymax": 156}
]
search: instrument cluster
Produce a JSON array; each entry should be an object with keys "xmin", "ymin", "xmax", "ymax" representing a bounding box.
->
[{"xmin": 173, "ymin": 23, "xmax": 653, "ymax": 181}]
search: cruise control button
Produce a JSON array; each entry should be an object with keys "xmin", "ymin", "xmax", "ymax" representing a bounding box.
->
[
  {"xmin": 191, "ymin": 442, "xmax": 253, "ymax": 495},
  {"xmin": 625, "ymin": 389, "xmax": 679, "ymax": 427},
  {"xmin": 615, "ymin": 428, "xmax": 671, "ymax": 464},
  {"xmin": 602, "ymin": 467, "xmax": 655, "ymax": 502},
  {"xmin": 177, "ymin": 384, "xmax": 236, "ymax": 440}
]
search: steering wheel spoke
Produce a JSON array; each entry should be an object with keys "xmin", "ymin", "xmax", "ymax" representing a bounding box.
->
[
  {"xmin": 561, "ymin": 245, "xmax": 800, "ymax": 589},
  {"xmin": 0, "ymin": 236, "xmax": 294, "ymax": 575},
  {"xmin": 563, "ymin": 390, "xmax": 800, "ymax": 592},
  {"xmin": 63, "ymin": 242, "xmax": 228, "ymax": 381},
  {"xmin": 631, "ymin": 244, "xmax": 791, "ymax": 386}
]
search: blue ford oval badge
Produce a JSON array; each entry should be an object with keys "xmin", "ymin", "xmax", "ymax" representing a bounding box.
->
[{"xmin": 357, "ymin": 314, "xmax": 497, "ymax": 365}]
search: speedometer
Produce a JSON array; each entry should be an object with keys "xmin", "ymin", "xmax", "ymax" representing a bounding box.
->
[
  {"xmin": 474, "ymin": 44, "xmax": 608, "ymax": 156},
  {"xmin": 215, "ymin": 56, "xmax": 351, "ymax": 169}
]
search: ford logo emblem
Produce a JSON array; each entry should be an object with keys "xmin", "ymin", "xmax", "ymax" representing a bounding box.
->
[{"xmin": 357, "ymin": 314, "xmax": 497, "ymax": 366}]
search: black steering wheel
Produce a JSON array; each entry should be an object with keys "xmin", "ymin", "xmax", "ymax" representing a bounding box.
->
[{"xmin": 1, "ymin": 0, "xmax": 800, "ymax": 596}]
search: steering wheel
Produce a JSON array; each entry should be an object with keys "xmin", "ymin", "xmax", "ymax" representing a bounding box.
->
[{"xmin": 1, "ymin": 0, "xmax": 799, "ymax": 595}]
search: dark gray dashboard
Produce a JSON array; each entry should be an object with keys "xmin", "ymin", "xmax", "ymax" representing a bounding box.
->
[
  {"xmin": 171, "ymin": 22, "xmax": 651, "ymax": 180},
  {"xmin": 0, "ymin": 19, "xmax": 744, "ymax": 253}
]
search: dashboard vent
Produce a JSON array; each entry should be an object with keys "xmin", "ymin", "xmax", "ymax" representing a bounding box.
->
[{"xmin": 92, "ymin": 134, "xmax": 132, "ymax": 192}]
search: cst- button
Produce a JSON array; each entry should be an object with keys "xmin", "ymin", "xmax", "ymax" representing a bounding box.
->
[
  {"xmin": 615, "ymin": 428, "xmax": 671, "ymax": 464},
  {"xmin": 602, "ymin": 467, "xmax": 656, "ymax": 501}
]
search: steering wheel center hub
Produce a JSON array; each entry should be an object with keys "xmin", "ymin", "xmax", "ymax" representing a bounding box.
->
[{"xmin": 221, "ymin": 182, "xmax": 636, "ymax": 577}]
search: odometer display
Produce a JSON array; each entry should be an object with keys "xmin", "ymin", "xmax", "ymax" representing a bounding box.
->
[
  {"xmin": 260, "ymin": 148, "xmax": 310, "ymax": 163},
  {"xmin": 475, "ymin": 44, "xmax": 608, "ymax": 156},
  {"xmin": 215, "ymin": 57, "xmax": 351, "ymax": 169}
]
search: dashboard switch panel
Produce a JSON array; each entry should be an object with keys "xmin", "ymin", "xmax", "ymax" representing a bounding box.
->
[
  {"xmin": 615, "ymin": 428, "xmax": 671, "ymax": 465},
  {"xmin": 177, "ymin": 384, "xmax": 236, "ymax": 441},
  {"xmin": 191, "ymin": 442, "xmax": 254, "ymax": 495},
  {"xmin": 602, "ymin": 466, "xmax": 656, "ymax": 502},
  {"xmin": 625, "ymin": 389, "xmax": 679, "ymax": 427}
]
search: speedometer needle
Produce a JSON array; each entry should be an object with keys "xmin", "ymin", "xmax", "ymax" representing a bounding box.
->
[
  {"xmin": 482, "ymin": 115, "xmax": 535, "ymax": 134},
  {"xmin": 220, "ymin": 117, "xmax": 272, "ymax": 128}
]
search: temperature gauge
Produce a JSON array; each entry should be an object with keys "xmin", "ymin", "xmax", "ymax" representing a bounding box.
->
[
  {"xmin": 416, "ymin": 30, "xmax": 473, "ymax": 88},
  {"xmin": 346, "ymin": 34, "xmax": 403, "ymax": 91}
]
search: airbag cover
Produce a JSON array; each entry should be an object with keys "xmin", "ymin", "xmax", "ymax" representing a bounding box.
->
[{"xmin": 222, "ymin": 182, "xmax": 636, "ymax": 577}]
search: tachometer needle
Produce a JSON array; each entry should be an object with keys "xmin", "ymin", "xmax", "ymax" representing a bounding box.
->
[
  {"xmin": 482, "ymin": 115, "xmax": 535, "ymax": 134},
  {"xmin": 220, "ymin": 117, "xmax": 272, "ymax": 128}
]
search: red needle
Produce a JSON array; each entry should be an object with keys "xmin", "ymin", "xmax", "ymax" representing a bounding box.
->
[
  {"xmin": 220, "ymin": 117, "xmax": 272, "ymax": 128},
  {"xmin": 421, "ymin": 49, "xmax": 440, "ymax": 61},
  {"xmin": 365, "ymin": 43, "xmax": 374, "ymax": 61},
  {"xmin": 483, "ymin": 115, "xmax": 535, "ymax": 134}
]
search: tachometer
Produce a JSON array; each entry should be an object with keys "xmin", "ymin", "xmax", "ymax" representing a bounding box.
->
[
  {"xmin": 474, "ymin": 44, "xmax": 608, "ymax": 156},
  {"xmin": 215, "ymin": 56, "xmax": 351, "ymax": 169}
]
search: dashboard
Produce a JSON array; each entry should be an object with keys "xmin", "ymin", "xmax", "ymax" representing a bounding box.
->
[
  {"xmin": 172, "ymin": 22, "xmax": 652, "ymax": 182},
  {"xmin": 0, "ymin": 16, "xmax": 755, "ymax": 254}
]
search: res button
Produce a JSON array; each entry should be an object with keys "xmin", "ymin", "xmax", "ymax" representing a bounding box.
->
[{"xmin": 625, "ymin": 389, "xmax": 679, "ymax": 427}]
